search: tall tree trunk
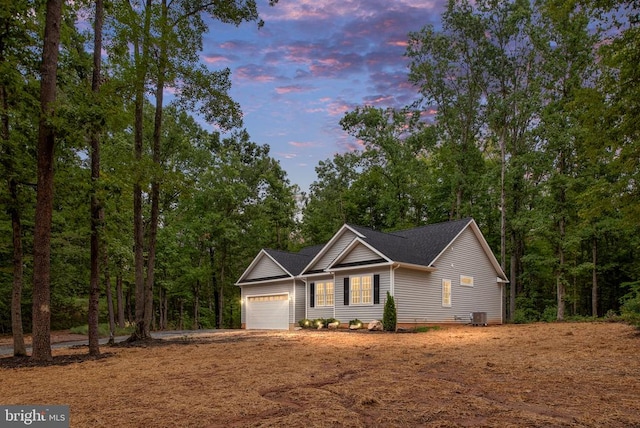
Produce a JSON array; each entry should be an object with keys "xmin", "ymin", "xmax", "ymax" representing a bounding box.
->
[
  {"xmin": 32, "ymin": 0, "xmax": 63, "ymax": 362},
  {"xmin": 142, "ymin": 0, "xmax": 167, "ymax": 339},
  {"xmin": 509, "ymin": 232, "xmax": 517, "ymax": 322},
  {"xmin": 130, "ymin": 0, "xmax": 153, "ymax": 341},
  {"xmin": 162, "ymin": 292, "xmax": 168, "ymax": 330},
  {"xmin": 592, "ymin": 236, "xmax": 598, "ymax": 317},
  {"xmin": 556, "ymin": 215, "xmax": 566, "ymax": 321},
  {"xmin": 88, "ymin": 0, "xmax": 105, "ymax": 357},
  {"xmin": 193, "ymin": 281, "xmax": 200, "ymax": 330},
  {"xmin": 116, "ymin": 274, "xmax": 125, "ymax": 328},
  {"xmin": 2, "ymin": 79, "xmax": 27, "ymax": 356},
  {"xmin": 10, "ymin": 178, "xmax": 26, "ymax": 356},
  {"xmin": 102, "ymin": 245, "xmax": 116, "ymax": 344}
]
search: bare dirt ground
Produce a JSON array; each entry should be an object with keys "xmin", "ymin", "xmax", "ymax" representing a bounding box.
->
[{"xmin": 1, "ymin": 322, "xmax": 639, "ymax": 427}]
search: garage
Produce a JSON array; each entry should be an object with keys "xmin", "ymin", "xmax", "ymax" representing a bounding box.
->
[{"xmin": 246, "ymin": 294, "xmax": 290, "ymax": 329}]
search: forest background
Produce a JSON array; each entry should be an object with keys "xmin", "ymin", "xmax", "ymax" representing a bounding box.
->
[{"xmin": 0, "ymin": 0, "xmax": 639, "ymax": 359}]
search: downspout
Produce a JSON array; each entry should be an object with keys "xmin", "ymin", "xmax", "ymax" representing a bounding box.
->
[
  {"xmin": 390, "ymin": 264, "xmax": 400, "ymax": 296},
  {"xmin": 333, "ymin": 272, "xmax": 337, "ymax": 320},
  {"xmin": 301, "ymin": 277, "xmax": 308, "ymax": 320}
]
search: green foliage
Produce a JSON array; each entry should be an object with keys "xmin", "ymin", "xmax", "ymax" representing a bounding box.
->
[
  {"xmin": 414, "ymin": 326, "xmax": 441, "ymax": 333},
  {"xmin": 620, "ymin": 281, "xmax": 640, "ymax": 326},
  {"xmin": 382, "ymin": 292, "xmax": 397, "ymax": 332},
  {"xmin": 348, "ymin": 319, "xmax": 363, "ymax": 329},
  {"xmin": 69, "ymin": 323, "xmax": 134, "ymax": 337},
  {"xmin": 541, "ymin": 306, "xmax": 557, "ymax": 323}
]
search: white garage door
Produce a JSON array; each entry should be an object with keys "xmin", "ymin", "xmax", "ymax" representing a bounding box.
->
[{"xmin": 246, "ymin": 294, "xmax": 289, "ymax": 329}]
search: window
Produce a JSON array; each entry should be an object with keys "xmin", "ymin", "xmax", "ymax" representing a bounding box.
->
[
  {"xmin": 316, "ymin": 282, "xmax": 334, "ymax": 307},
  {"xmin": 442, "ymin": 279, "xmax": 452, "ymax": 307},
  {"xmin": 350, "ymin": 275, "xmax": 372, "ymax": 305},
  {"xmin": 460, "ymin": 275, "xmax": 474, "ymax": 287}
]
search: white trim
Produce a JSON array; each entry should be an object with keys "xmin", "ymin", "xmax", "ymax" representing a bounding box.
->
[
  {"xmin": 235, "ymin": 249, "xmax": 292, "ymax": 285},
  {"xmin": 429, "ymin": 219, "xmax": 508, "ymax": 282},
  {"xmin": 301, "ymin": 224, "xmax": 365, "ymax": 274},
  {"xmin": 328, "ymin": 237, "xmax": 391, "ymax": 270},
  {"xmin": 442, "ymin": 279, "xmax": 452, "ymax": 308},
  {"xmin": 349, "ymin": 274, "xmax": 374, "ymax": 306}
]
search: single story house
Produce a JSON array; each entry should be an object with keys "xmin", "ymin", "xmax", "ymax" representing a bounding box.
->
[{"xmin": 235, "ymin": 218, "xmax": 508, "ymax": 330}]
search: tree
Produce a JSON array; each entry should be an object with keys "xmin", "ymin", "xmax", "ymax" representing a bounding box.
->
[
  {"xmin": 0, "ymin": 0, "xmax": 40, "ymax": 357},
  {"xmin": 407, "ymin": 0, "xmax": 488, "ymax": 221},
  {"xmin": 382, "ymin": 292, "xmax": 397, "ymax": 332},
  {"xmin": 31, "ymin": 0, "xmax": 63, "ymax": 362},
  {"xmin": 88, "ymin": 0, "xmax": 105, "ymax": 356}
]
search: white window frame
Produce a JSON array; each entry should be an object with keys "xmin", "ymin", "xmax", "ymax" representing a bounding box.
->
[
  {"xmin": 316, "ymin": 282, "xmax": 334, "ymax": 307},
  {"xmin": 460, "ymin": 275, "xmax": 474, "ymax": 287},
  {"xmin": 442, "ymin": 279, "xmax": 452, "ymax": 307},
  {"xmin": 350, "ymin": 275, "xmax": 373, "ymax": 306}
]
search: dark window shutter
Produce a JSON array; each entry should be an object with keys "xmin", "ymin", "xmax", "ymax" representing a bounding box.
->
[
  {"xmin": 373, "ymin": 274, "xmax": 380, "ymax": 304},
  {"xmin": 310, "ymin": 283, "xmax": 315, "ymax": 308},
  {"xmin": 343, "ymin": 277, "xmax": 350, "ymax": 306}
]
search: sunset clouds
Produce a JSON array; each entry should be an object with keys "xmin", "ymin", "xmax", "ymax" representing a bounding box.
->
[{"xmin": 201, "ymin": 0, "xmax": 446, "ymax": 191}]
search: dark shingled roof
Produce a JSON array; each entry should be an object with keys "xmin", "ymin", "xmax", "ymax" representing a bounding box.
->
[
  {"xmin": 346, "ymin": 218, "xmax": 472, "ymax": 267},
  {"xmin": 264, "ymin": 246, "xmax": 322, "ymax": 276},
  {"xmin": 260, "ymin": 218, "xmax": 473, "ymax": 278}
]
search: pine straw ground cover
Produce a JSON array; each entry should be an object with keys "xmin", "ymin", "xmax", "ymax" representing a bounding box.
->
[{"xmin": 1, "ymin": 323, "xmax": 639, "ymax": 427}]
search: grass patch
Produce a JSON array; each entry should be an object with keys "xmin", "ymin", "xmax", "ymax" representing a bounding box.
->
[
  {"xmin": 69, "ymin": 323, "xmax": 133, "ymax": 337},
  {"xmin": 414, "ymin": 325, "xmax": 441, "ymax": 333}
]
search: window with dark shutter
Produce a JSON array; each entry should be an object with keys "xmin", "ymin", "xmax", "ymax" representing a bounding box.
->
[
  {"xmin": 373, "ymin": 274, "xmax": 380, "ymax": 304},
  {"xmin": 310, "ymin": 283, "xmax": 315, "ymax": 308},
  {"xmin": 343, "ymin": 277, "xmax": 349, "ymax": 306}
]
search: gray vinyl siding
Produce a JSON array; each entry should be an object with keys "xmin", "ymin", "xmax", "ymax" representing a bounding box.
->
[
  {"xmin": 309, "ymin": 230, "xmax": 357, "ymax": 271},
  {"xmin": 241, "ymin": 280, "xmax": 294, "ymax": 324},
  {"xmin": 307, "ymin": 275, "xmax": 335, "ymax": 320},
  {"xmin": 400, "ymin": 227, "xmax": 502, "ymax": 324},
  {"xmin": 341, "ymin": 243, "xmax": 380, "ymax": 264},
  {"xmin": 246, "ymin": 256, "xmax": 287, "ymax": 280},
  {"xmin": 334, "ymin": 268, "xmax": 389, "ymax": 323}
]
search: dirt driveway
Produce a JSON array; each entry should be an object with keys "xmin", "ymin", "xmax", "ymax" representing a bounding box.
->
[{"xmin": 1, "ymin": 323, "xmax": 639, "ymax": 427}]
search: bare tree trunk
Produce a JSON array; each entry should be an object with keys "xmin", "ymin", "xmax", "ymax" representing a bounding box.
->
[
  {"xmin": 179, "ymin": 300, "xmax": 184, "ymax": 330},
  {"xmin": 3, "ymin": 80, "xmax": 26, "ymax": 356},
  {"xmin": 193, "ymin": 281, "xmax": 200, "ymax": 330},
  {"xmin": 592, "ymin": 237, "xmax": 598, "ymax": 317},
  {"xmin": 32, "ymin": 0, "xmax": 63, "ymax": 362},
  {"xmin": 88, "ymin": 0, "xmax": 104, "ymax": 357},
  {"xmin": 10, "ymin": 178, "xmax": 26, "ymax": 356},
  {"xmin": 162, "ymin": 292, "xmax": 168, "ymax": 330},
  {"xmin": 130, "ymin": 0, "xmax": 153, "ymax": 342},
  {"xmin": 116, "ymin": 274, "xmax": 125, "ymax": 328},
  {"xmin": 509, "ymin": 232, "xmax": 517, "ymax": 322},
  {"xmin": 103, "ymin": 246, "xmax": 116, "ymax": 344},
  {"xmin": 556, "ymin": 216, "xmax": 566, "ymax": 321}
]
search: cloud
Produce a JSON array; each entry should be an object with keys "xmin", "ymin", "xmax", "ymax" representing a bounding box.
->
[
  {"xmin": 202, "ymin": 55, "xmax": 230, "ymax": 64},
  {"xmin": 235, "ymin": 64, "xmax": 279, "ymax": 82},
  {"xmin": 275, "ymin": 84, "xmax": 315, "ymax": 95},
  {"xmin": 289, "ymin": 141, "xmax": 316, "ymax": 148}
]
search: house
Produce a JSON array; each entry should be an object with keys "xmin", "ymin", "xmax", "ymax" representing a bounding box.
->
[{"xmin": 235, "ymin": 218, "xmax": 508, "ymax": 330}]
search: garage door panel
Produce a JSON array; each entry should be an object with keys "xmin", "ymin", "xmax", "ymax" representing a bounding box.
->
[{"xmin": 246, "ymin": 294, "xmax": 289, "ymax": 329}]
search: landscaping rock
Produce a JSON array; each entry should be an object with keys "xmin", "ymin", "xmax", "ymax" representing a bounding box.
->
[
  {"xmin": 328, "ymin": 322, "xmax": 339, "ymax": 329},
  {"xmin": 368, "ymin": 320, "xmax": 383, "ymax": 331}
]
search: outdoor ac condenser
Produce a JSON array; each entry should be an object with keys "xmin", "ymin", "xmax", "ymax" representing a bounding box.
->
[{"xmin": 471, "ymin": 312, "xmax": 487, "ymax": 326}]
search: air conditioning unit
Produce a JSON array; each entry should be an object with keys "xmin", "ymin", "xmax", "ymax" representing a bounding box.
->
[{"xmin": 471, "ymin": 312, "xmax": 487, "ymax": 326}]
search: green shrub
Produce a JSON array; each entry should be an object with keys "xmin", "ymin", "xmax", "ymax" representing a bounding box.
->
[
  {"xmin": 298, "ymin": 318, "xmax": 314, "ymax": 328},
  {"xmin": 349, "ymin": 319, "xmax": 363, "ymax": 329},
  {"xmin": 513, "ymin": 307, "xmax": 540, "ymax": 324},
  {"xmin": 382, "ymin": 291, "xmax": 397, "ymax": 331},
  {"xmin": 541, "ymin": 306, "xmax": 557, "ymax": 322}
]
